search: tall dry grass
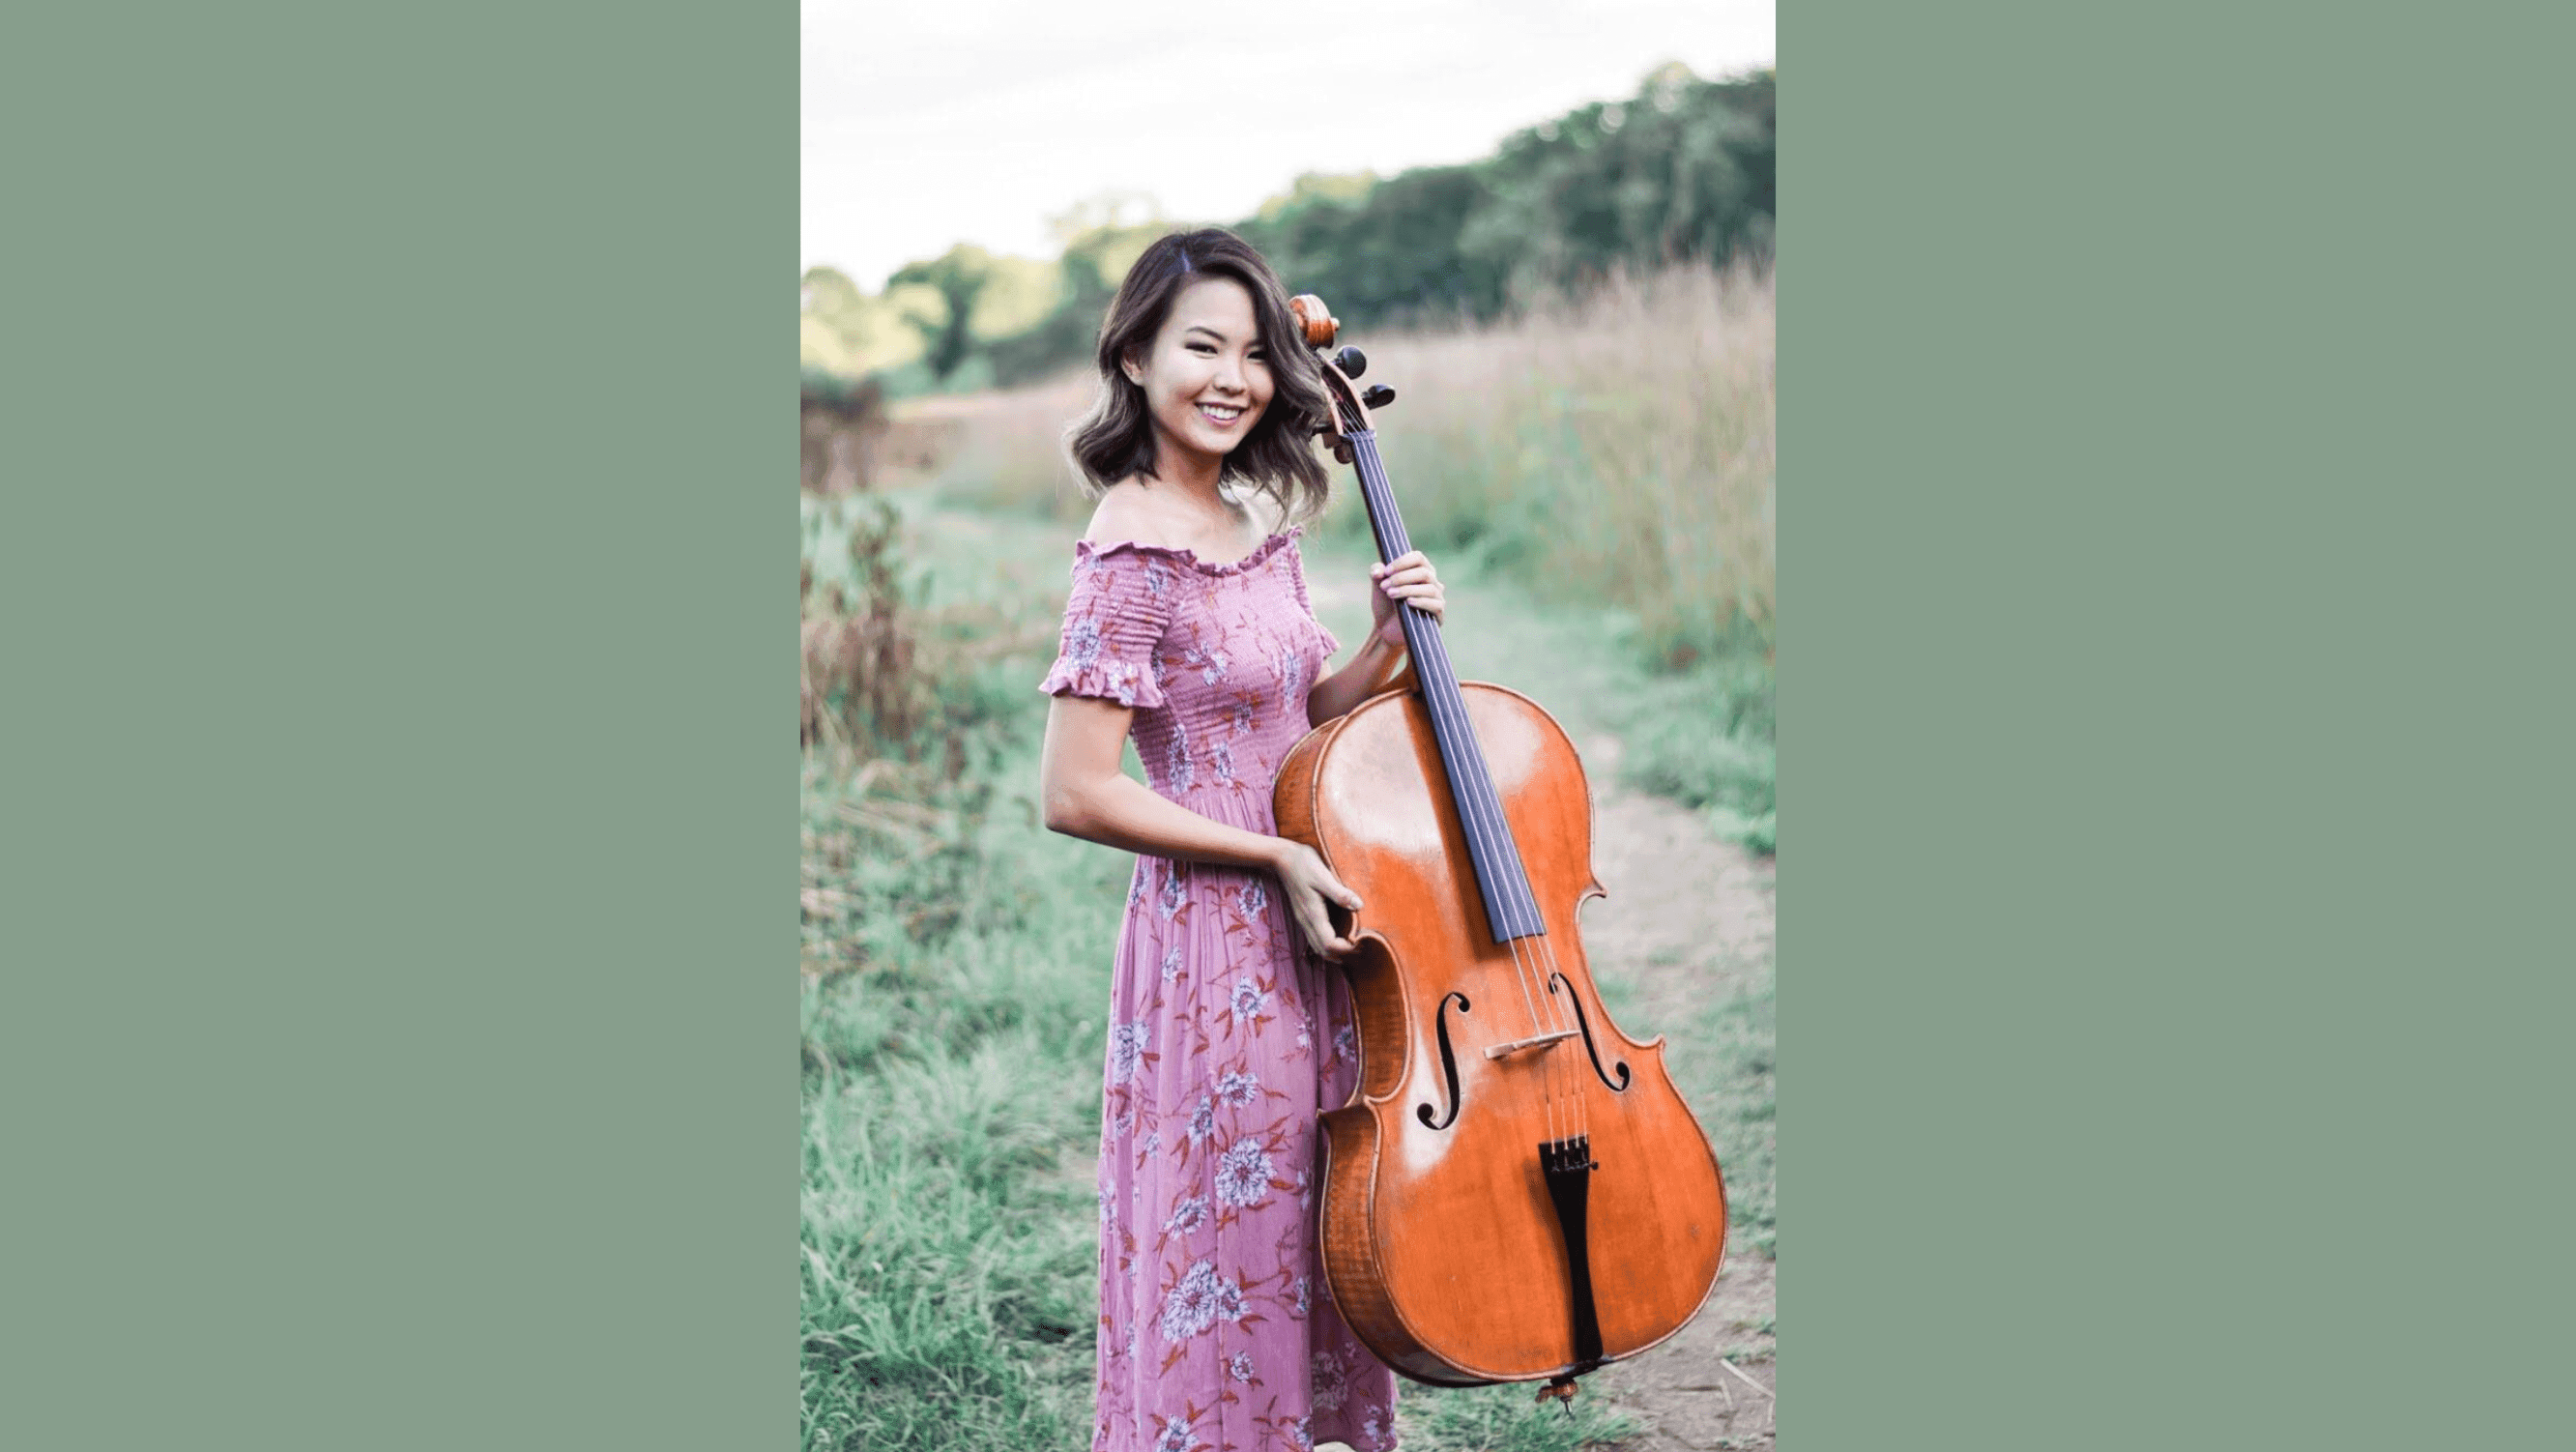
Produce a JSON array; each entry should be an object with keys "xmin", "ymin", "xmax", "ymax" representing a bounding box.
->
[
  {"xmin": 1358, "ymin": 261, "xmax": 1775, "ymax": 667},
  {"xmin": 908, "ymin": 260, "xmax": 1776, "ymax": 668},
  {"xmin": 797, "ymin": 498, "xmax": 1061, "ymax": 973},
  {"xmin": 899, "ymin": 377, "xmax": 1099, "ymax": 519}
]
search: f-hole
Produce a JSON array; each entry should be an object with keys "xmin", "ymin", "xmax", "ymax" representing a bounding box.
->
[
  {"xmin": 1416, "ymin": 992, "xmax": 1470, "ymax": 1130},
  {"xmin": 1548, "ymin": 973, "xmax": 1631, "ymax": 1092}
]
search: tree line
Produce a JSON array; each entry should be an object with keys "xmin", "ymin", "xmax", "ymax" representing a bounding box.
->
[{"xmin": 802, "ymin": 63, "xmax": 1774, "ymax": 397}]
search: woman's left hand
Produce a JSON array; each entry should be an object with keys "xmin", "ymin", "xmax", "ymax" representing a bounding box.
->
[{"xmin": 1368, "ymin": 550, "xmax": 1445, "ymax": 650}]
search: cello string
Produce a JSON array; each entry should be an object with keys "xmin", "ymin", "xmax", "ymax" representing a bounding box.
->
[
  {"xmin": 1536, "ymin": 941, "xmax": 1579, "ymax": 1145},
  {"xmin": 1392, "ymin": 547, "xmax": 1560, "ymax": 1062},
  {"xmin": 1346, "ymin": 421, "xmax": 1578, "ymax": 1145},
  {"xmin": 1338, "ymin": 383, "xmax": 1617, "ymax": 1164},
  {"xmin": 1536, "ymin": 939, "xmax": 1576, "ymax": 1147},
  {"xmin": 1407, "ymin": 613, "xmax": 1539, "ymax": 932},
  {"xmin": 1347, "ymin": 431, "xmax": 1579, "ymax": 1148},
  {"xmin": 1510, "ymin": 934, "xmax": 1563, "ymax": 1147},
  {"xmin": 1397, "ymin": 539, "xmax": 1586, "ymax": 1141},
  {"xmin": 1349, "ymin": 435, "xmax": 1558, "ymax": 1031},
  {"xmin": 1385, "ymin": 551, "xmax": 1588, "ymax": 1141},
  {"xmin": 1510, "ymin": 938, "xmax": 1552, "ymax": 1147},
  {"xmin": 1390, "ymin": 561, "xmax": 1547, "ymax": 961}
]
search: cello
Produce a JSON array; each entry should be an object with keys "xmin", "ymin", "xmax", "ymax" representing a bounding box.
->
[{"xmin": 1272, "ymin": 295, "xmax": 1730, "ymax": 1407}]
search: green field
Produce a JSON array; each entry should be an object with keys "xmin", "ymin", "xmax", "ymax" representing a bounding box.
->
[{"xmin": 799, "ymin": 486, "xmax": 1776, "ymax": 1452}]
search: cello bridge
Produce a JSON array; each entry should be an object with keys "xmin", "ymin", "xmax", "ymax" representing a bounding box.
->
[{"xmin": 1482, "ymin": 1029, "xmax": 1578, "ymax": 1060}]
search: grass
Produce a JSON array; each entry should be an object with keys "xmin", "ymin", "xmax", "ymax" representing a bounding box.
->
[
  {"xmin": 1404, "ymin": 1384, "xmax": 1640, "ymax": 1451},
  {"xmin": 801, "ymin": 430, "xmax": 1774, "ymax": 1448},
  {"xmin": 799, "ymin": 494, "xmax": 1114, "ymax": 1451},
  {"xmin": 1678, "ymin": 980, "xmax": 1778, "ymax": 1262},
  {"xmin": 799, "ymin": 713, "xmax": 1136, "ymax": 1449},
  {"xmin": 1613, "ymin": 653, "xmax": 1777, "ymax": 855}
]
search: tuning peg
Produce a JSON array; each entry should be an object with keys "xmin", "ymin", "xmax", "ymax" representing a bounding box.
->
[
  {"xmin": 1333, "ymin": 345, "xmax": 1367, "ymax": 379},
  {"xmin": 1360, "ymin": 384, "xmax": 1396, "ymax": 409}
]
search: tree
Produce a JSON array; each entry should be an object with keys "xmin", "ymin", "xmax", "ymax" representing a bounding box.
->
[{"xmin": 885, "ymin": 245, "xmax": 998, "ymax": 383}]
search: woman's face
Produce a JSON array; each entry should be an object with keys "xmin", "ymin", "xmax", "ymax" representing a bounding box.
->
[{"xmin": 1123, "ymin": 276, "xmax": 1274, "ymax": 470}]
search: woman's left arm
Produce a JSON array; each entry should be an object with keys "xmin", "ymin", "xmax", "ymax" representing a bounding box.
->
[{"xmin": 1308, "ymin": 550, "xmax": 1445, "ymax": 726}]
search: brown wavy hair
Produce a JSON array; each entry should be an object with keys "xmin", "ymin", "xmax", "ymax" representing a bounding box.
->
[{"xmin": 1064, "ymin": 228, "xmax": 1333, "ymax": 525}]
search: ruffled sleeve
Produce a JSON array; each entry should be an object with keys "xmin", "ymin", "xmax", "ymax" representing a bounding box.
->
[{"xmin": 1038, "ymin": 543, "xmax": 1172, "ymax": 711}]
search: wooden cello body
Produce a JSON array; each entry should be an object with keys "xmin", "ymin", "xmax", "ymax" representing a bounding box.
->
[{"xmin": 1273, "ymin": 297, "xmax": 1728, "ymax": 1397}]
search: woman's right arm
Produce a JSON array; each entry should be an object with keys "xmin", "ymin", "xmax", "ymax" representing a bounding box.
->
[
  {"xmin": 1038, "ymin": 695, "xmax": 1361, "ymax": 957},
  {"xmin": 1038, "ymin": 694, "xmax": 1277, "ymax": 868}
]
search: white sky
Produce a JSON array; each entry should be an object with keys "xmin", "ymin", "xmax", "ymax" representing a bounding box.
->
[{"xmin": 802, "ymin": 0, "xmax": 1775, "ymax": 290}]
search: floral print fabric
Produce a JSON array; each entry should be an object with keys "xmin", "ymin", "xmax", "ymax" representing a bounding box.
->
[{"xmin": 1041, "ymin": 527, "xmax": 1400, "ymax": 1452}]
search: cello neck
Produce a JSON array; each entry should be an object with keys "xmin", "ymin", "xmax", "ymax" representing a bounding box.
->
[{"xmin": 1343, "ymin": 430, "xmax": 1548, "ymax": 944}]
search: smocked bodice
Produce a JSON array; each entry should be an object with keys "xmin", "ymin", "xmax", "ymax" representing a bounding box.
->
[{"xmin": 1040, "ymin": 528, "xmax": 1341, "ymax": 824}]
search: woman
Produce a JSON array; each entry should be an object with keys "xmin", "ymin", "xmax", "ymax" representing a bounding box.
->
[{"xmin": 1036, "ymin": 227, "xmax": 1444, "ymax": 1452}]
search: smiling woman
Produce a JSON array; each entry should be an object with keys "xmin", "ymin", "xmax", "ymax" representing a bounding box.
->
[
  {"xmin": 1065, "ymin": 229, "xmax": 1336, "ymax": 534},
  {"xmin": 1036, "ymin": 228, "xmax": 1448, "ymax": 1452}
]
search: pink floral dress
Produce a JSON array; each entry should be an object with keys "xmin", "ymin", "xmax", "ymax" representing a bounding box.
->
[{"xmin": 1041, "ymin": 526, "xmax": 1401, "ymax": 1452}]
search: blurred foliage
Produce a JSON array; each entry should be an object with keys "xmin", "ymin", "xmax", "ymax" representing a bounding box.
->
[
  {"xmin": 1618, "ymin": 639, "xmax": 1779, "ymax": 857},
  {"xmin": 980, "ymin": 221, "xmax": 1155, "ymax": 388},
  {"xmin": 802, "ymin": 63, "xmax": 1775, "ymax": 395},
  {"xmin": 884, "ymin": 246, "xmax": 995, "ymax": 384},
  {"xmin": 801, "ymin": 267, "xmax": 946, "ymax": 378},
  {"xmin": 877, "ymin": 246, "xmax": 1074, "ymax": 384},
  {"xmin": 797, "ymin": 364, "xmax": 875, "ymax": 412}
]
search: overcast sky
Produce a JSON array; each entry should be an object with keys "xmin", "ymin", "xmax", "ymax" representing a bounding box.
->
[{"xmin": 802, "ymin": 0, "xmax": 1775, "ymax": 290}]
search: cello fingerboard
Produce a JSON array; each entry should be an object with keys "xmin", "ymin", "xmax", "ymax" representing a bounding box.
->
[{"xmin": 1346, "ymin": 430, "xmax": 1548, "ymax": 943}]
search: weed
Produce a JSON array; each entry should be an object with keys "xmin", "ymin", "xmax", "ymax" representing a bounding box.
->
[
  {"xmin": 798, "ymin": 744, "xmax": 1125, "ymax": 1451},
  {"xmin": 1397, "ymin": 1381, "xmax": 1641, "ymax": 1452}
]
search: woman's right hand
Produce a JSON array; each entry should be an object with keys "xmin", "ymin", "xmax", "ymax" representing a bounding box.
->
[{"xmin": 1273, "ymin": 840, "xmax": 1362, "ymax": 961}]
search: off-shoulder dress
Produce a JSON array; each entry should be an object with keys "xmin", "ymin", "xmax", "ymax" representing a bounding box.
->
[{"xmin": 1040, "ymin": 527, "xmax": 1401, "ymax": 1452}]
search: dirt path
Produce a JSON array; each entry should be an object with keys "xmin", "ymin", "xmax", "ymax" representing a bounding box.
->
[{"xmin": 1572, "ymin": 732, "xmax": 1777, "ymax": 1451}]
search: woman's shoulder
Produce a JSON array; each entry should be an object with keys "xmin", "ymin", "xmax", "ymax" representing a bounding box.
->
[
  {"xmin": 1059, "ymin": 488, "xmax": 1181, "ymax": 605},
  {"xmin": 1074, "ymin": 482, "xmax": 1291, "ymax": 575},
  {"xmin": 1079, "ymin": 480, "xmax": 1167, "ymax": 550},
  {"xmin": 1239, "ymin": 486, "xmax": 1293, "ymax": 540}
]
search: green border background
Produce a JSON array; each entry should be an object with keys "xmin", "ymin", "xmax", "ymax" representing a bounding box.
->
[
  {"xmin": 1791, "ymin": 3, "xmax": 2571, "ymax": 1446},
  {"xmin": 6, "ymin": 3, "xmax": 791, "ymax": 1447},
  {"xmin": 6, "ymin": 2, "xmax": 2569, "ymax": 1448}
]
